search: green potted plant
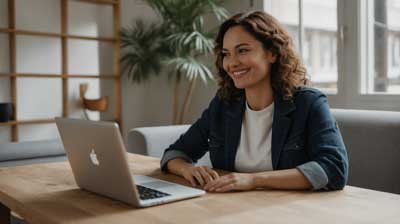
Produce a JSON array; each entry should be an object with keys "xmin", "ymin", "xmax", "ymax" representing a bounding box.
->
[{"xmin": 120, "ymin": 0, "xmax": 228, "ymax": 124}]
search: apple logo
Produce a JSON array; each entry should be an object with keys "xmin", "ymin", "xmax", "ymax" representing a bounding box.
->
[{"xmin": 89, "ymin": 148, "xmax": 100, "ymax": 166}]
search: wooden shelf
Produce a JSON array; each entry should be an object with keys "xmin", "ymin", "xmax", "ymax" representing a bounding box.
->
[
  {"xmin": 0, "ymin": 73, "xmax": 119, "ymax": 79},
  {"xmin": 1, "ymin": 0, "xmax": 121, "ymax": 142},
  {"xmin": 0, "ymin": 119, "xmax": 55, "ymax": 127},
  {"xmin": 0, "ymin": 121, "xmax": 15, "ymax": 126},
  {"xmin": 14, "ymin": 29, "xmax": 60, "ymax": 38},
  {"xmin": 0, "ymin": 28, "xmax": 13, "ymax": 34},
  {"xmin": 68, "ymin": 34, "xmax": 116, "ymax": 42},
  {"xmin": 68, "ymin": 74, "xmax": 118, "ymax": 79},
  {"xmin": 9, "ymin": 0, "xmax": 17, "ymax": 141},
  {"xmin": 0, "ymin": 73, "xmax": 61, "ymax": 78},
  {"xmin": 76, "ymin": 0, "xmax": 118, "ymax": 5},
  {"xmin": 0, "ymin": 28, "xmax": 116, "ymax": 42}
]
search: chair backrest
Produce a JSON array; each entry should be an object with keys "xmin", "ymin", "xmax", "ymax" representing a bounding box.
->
[{"xmin": 331, "ymin": 109, "xmax": 400, "ymax": 194}]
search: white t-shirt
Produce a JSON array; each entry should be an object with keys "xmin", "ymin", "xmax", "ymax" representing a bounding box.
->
[{"xmin": 234, "ymin": 101, "xmax": 274, "ymax": 173}]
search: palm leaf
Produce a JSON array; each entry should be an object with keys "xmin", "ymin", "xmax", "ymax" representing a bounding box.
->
[
  {"xmin": 166, "ymin": 31, "xmax": 214, "ymax": 54},
  {"xmin": 167, "ymin": 57, "xmax": 214, "ymax": 84},
  {"xmin": 120, "ymin": 19, "xmax": 172, "ymax": 83}
]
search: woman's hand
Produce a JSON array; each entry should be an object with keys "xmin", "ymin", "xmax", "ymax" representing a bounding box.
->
[
  {"xmin": 204, "ymin": 173, "xmax": 255, "ymax": 192},
  {"xmin": 167, "ymin": 158, "xmax": 219, "ymax": 187},
  {"xmin": 180, "ymin": 165, "xmax": 220, "ymax": 187}
]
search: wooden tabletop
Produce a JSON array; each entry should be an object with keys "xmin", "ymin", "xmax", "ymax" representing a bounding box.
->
[{"xmin": 1, "ymin": 154, "xmax": 400, "ymax": 224}]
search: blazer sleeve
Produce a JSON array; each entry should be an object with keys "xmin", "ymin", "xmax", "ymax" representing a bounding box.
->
[
  {"xmin": 297, "ymin": 94, "xmax": 349, "ymax": 190},
  {"xmin": 160, "ymin": 96, "xmax": 219, "ymax": 172}
]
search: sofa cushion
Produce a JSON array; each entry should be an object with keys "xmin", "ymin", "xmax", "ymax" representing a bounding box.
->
[{"xmin": 0, "ymin": 139, "xmax": 65, "ymax": 162}]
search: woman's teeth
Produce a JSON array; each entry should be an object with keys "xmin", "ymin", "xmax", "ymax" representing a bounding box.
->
[{"xmin": 233, "ymin": 69, "xmax": 249, "ymax": 76}]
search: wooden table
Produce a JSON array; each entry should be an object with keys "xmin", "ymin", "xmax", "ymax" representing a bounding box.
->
[{"xmin": 1, "ymin": 154, "xmax": 400, "ymax": 224}]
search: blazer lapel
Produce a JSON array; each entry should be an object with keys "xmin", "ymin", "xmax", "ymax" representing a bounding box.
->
[
  {"xmin": 271, "ymin": 91, "xmax": 296, "ymax": 170},
  {"xmin": 224, "ymin": 97, "xmax": 246, "ymax": 171}
]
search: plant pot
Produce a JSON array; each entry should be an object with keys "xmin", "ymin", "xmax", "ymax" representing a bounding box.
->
[{"xmin": 0, "ymin": 102, "xmax": 13, "ymax": 122}]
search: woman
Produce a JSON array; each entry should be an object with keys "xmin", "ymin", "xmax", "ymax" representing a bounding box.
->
[{"xmin": 160, "ymin": 11, "xmax": 348, "ymax": 192}]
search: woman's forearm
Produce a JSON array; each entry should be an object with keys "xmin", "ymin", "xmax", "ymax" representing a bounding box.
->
[
  {"xmin": 252, "ymin": 168, "xmax": 312, "ymax": 190},
  {"xmin": 168, "ymin": 159, "xmax": 312, "ymax": 190},
  {"xmin": 166, "ymin": 158, "xmax": 193, "ymax": 176}
]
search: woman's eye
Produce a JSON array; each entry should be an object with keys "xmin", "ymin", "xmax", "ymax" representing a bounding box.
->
[
  {"xmin": 238, "ymin": 48, "xmax": 249, "ymax": 54},
  {"xmin": 221, "ymin": 52, "xmax": 229, "ymax": 58}
]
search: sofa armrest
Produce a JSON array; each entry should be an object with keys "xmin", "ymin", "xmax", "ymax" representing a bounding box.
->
[
  {"xmin": 127, "ymin": 125, "xmax": 211, "ymax": 166},
  {"xmin": 127, "ymin": 125, "xmax": 190, "ymax": 158}
]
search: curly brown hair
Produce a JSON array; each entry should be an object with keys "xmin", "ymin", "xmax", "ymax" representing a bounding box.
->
[{"xmin": 214, "ymin": 11, "xmax": 309, "ymax": 102}]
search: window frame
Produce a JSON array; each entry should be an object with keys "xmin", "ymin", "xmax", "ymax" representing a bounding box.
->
[{"xmin": 339, "ymin": 0, "xmax": 400, "ymax": 111}]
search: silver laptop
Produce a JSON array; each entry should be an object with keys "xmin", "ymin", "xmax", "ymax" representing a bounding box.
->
[{"xmin": 55, "ymin": 117, "xmax": 205, "ymax": 207}]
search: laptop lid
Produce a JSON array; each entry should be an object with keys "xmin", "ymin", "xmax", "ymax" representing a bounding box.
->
[{"xmin": 55, "ymin": 117, "xmax": 140, "ymax": 206}]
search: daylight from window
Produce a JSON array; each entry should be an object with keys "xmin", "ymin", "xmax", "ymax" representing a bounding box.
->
[
  {"xmin": 264, "ymin": 0, "xmax": 338, "ymax": 92},
  {"xmin": 265, "ymin": 0, "xmax": 400, "ymax": 95},
  {"xmin": 373, "ymin": 0, "xmax": 400, "ymax": 93}
]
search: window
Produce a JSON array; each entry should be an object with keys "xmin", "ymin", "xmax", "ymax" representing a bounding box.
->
[
  {"xmin": 260, "ymin": 0, "xmax": 400, "ymax": 111},
  {"xmin": 365, "ymin": 0, "xmax": 400, "ymax": 94},
  {"xmin": 264, "ymin": 0, "xmax": 338, "ymax": 93}
]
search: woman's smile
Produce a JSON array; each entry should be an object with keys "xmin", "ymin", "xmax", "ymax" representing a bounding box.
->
[{"xmin": 231, "ymin": 68, "xmax": 251, "ymax": 79}]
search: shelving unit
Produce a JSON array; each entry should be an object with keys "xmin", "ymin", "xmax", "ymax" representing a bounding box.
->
[{"xmin": 0, "ymin": 0, "xmax": 121, "ymax": 142}]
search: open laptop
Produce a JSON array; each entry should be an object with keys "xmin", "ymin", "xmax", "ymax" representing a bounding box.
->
[{"xmin": 55, "ymin": 117, "xmax": 205, "ymax": 207}]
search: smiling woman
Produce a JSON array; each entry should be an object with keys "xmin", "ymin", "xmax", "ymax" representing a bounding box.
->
[{"xmin": 160, "ymin": 11, "xmax": 348, "ymax": 193}]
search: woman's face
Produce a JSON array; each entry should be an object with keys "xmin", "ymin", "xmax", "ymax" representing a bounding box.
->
[{"xmin": 222, "ymin": 25, "xmax": 276, "ymax": 90}]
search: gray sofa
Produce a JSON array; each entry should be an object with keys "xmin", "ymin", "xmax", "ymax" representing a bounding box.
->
[
  {"xmin": 0, "ymin": 139, "xmax": 66, "ymax": 168},
  {"xmin": 127, "ymin": 109, "xmax": 400, "ymax": 194}
]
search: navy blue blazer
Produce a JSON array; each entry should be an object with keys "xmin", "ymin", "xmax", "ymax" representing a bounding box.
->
[{"xmin": 161, "ymin": 87, "xmax": 348, "ymax": 190}]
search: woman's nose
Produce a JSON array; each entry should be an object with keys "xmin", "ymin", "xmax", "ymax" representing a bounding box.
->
[{"xmin": 226, "ymin": 55, "xmax": 240, "ymax": 69}]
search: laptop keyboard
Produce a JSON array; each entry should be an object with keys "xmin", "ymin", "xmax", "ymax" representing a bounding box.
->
[{"xmin": 136, "ymin": 185, "xmax": 171, "ymax": 200}]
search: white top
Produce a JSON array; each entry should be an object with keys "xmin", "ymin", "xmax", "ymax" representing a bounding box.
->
[{"xmin": 234, "ymin": 101, "xmax": 274, "ymax": 173}]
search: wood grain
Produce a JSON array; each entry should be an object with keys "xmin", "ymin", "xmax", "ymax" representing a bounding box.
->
[
  {"xmin": 0, "ymin": 73, "xmax": 117, "ymax": 78},
  {"xmin": 0, "ymin": 28, "xmax": 115, "ymax": 42},
  {"xmin": 113, "ymin": 0, "xmax": 122, "ymax": 129},
  {"xmin": 61, "ymin": 0, "xmax": 68, "ymax": 118},
  {"xmin": 76, "ymin": 0, "xmax": 117, "ymax": 5},
  {"xmin": 1, "ymin": 154, "xmax": 400, "ymax": 224},
  {"xmin": 0, "ymin": 119, "xmax": 54, "ymax": 127},
  {"xmin": 8, "ymin": 0, "xmax": 18, "ymax": 142}
]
